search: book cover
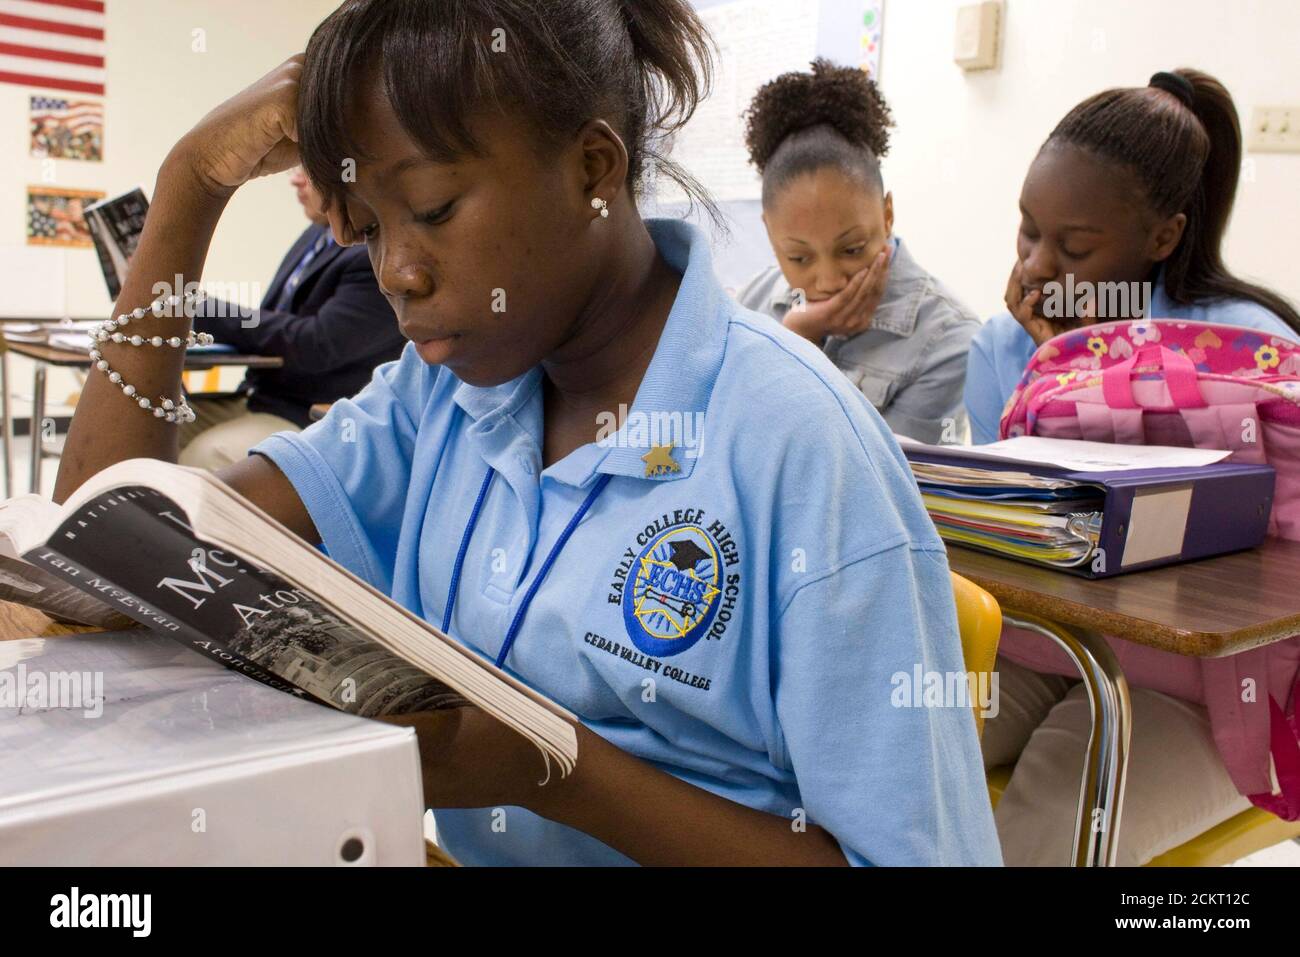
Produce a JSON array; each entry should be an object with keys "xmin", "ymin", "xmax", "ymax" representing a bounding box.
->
[
  {"xmin": 84, "ymin": 187, "xmax": 149, "ymax": 300},
  {"xmin": 23, "ymin": 485, "xmax": 465, "ymax": 716},
  {"xmin": 0, "ymin": 552, "xmax": 136, "ymax": 629}
]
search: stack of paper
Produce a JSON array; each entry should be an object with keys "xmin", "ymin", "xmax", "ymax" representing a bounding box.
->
[
  {"xmin": 45, "ymin": 321, "xmax": 103, "ymax": 352},
  {"xmin": 898, "ymin": 435, "xmax": 1272, "ymax": 576},
  {"xmin": 44, "ymin": 325, "xmax": 237, "ymax": 356},
  {"xmin": 1, "ymin": 323, "xmax": 48, "ymax": 343},
  {"xmin": 895, "ymin": 434, "xmax": 1232, "ymax": 473},
  {"xmin": 900, "ymin": 439, "xmax": 1109, "ymax": 568}
]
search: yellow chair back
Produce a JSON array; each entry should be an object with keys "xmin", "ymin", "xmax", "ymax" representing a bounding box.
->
[{"xmin": 950, "ymin": 572, "xmax": 1001, "ymax": 738}]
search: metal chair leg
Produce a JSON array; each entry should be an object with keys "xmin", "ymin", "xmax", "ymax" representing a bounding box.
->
[
  {"xmin": 1002, "ymin": 611, "xmax": 1133, "ymax": 866},
  {"xmin": 29, "ymin": 364, "xmax": 46, "ymax": 495},
  {"xmin": 1, "ymin": 348, "xmax": 11, "ymax": 500}
]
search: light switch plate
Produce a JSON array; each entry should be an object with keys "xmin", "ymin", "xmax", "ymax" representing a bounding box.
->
[
  {"xmin": 1248, "ymin": 106, "xmax": 1300, "ymax": 153},
  {"xmin": 955, "ymin": 0, "xmax": 1002, "ymax": 71}
]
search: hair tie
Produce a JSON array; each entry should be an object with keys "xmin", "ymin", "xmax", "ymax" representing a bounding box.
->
[{"xmin": 1149, "ymin": 71, "xmax": 1195, "ymax": 109}]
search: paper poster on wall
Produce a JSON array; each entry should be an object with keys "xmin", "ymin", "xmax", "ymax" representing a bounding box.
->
[
  {"xmin": 30, "ymin": 96, "xmax": 104, "ymax": 162},
  {"xmin": 860, "ymin": 0, "xmax": 884, "ymax": 78},
  {"xmin": 26, "ymin": 186, "xmax": 105, "ymax": 248},
  {"xmin": 657, "ymin": 0, "xmax": 820, "ymax": 203}
]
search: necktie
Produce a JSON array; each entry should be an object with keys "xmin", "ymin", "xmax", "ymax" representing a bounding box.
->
[{"xmin": 275, "ymin": 231, "xmax": 331, "ymax": 311}]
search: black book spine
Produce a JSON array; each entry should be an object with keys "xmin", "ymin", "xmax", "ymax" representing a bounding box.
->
[
  {"xmin": 83, "ymin": 207, "xmax": 121, "ymax": 299},
  {"xmin": 25, "ymin": 486, "xmax": 465, "ymax": 716}
]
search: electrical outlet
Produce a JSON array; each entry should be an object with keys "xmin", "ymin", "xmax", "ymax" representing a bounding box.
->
[{"xmin": 1248, "ymin": 106, "xmax": 1300, "ymax": 153}]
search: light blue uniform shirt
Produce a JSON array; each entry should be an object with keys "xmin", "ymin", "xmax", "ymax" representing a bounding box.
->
[
  {"xmin": 250, "ymin": 219, "xmax": 1001, "ymax": 867},
  {"xmin": 965, "ymin": 283, "xmax": 1299, "ymax": 445}
]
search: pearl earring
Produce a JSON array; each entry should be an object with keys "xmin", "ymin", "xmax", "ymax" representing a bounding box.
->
[{"xmin": 591, "ymin": 197, "xmax": 609, "ymax": 218}]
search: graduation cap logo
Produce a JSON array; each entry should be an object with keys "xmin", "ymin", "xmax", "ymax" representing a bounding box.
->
[
  {"xmin": 667, "ymin": 538, "xmax": 709, "ymax": 571},
  {"xmin": 622, "ymin": 524, "xmax": 723, "ymax": 656}
]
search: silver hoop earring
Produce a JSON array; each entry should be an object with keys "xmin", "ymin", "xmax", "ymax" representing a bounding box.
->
[{"xmin": 591, "ymin": 197, "xmax": 609, "ymax": 219}]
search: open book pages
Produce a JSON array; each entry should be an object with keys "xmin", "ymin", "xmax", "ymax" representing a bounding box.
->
[
  {"xmin": 0, "ymin": 496, "xmax": 137, "ymax": 628},
  {"xmin": 1, "ymin": 459, "xmax": 578, "ymax": 779}
]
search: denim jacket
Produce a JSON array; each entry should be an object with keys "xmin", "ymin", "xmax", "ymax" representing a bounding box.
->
[{"xmin": 736, "ymin": 236, "xmax": 979, "ymax": 443}]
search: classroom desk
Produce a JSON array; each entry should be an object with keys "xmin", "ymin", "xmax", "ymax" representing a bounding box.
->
[
  {"xmin": 0, "ymin": 598, "xmax": 90, "ymax": 641},
  {"xmin": 0, "ymin": 317, "xmax": 105, "ymax": 500},
  {"xmin": 18, "ymin": 532, "xmax": 1297, "ymax": 867},
  {"xmin": 947, "ymin": 537, "xmax": 1300, "ymax": 867},
  {"xmin": 4, "ymin": 338, "xmax": 284, "ymax": 495}
]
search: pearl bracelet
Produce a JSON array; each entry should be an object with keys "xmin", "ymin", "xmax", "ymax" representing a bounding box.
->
[
  {"xmin": 94, "ymin": 289, "xmax": 214, "ymax": 348},
  {"xmin": 91, "ymin": 288, "xmax": 211, "ymax": 424},
  {"xmin": 89, "ymin": 345, "xmax": 195, "ymax": 423},
  {"xmin": 95, "ymin": 329, "xmax": 213, "ymax": 348}
]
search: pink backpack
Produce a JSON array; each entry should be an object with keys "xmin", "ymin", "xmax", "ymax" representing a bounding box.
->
[{"xmin": 997, "ymin": 318, "xmax": 1300, "ymax": 820}]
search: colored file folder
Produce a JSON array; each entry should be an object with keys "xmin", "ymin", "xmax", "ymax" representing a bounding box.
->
[{"xmin": 903, "ymin": 443, "xmax": 1275, "ymax": 578}]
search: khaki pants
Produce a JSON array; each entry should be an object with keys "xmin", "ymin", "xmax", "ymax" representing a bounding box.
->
[
  {"xmin": 178, "ymin": 395, "xmax": 299, "ymax": 471},
  {"xmin": 982, "ymin": 655, "xmax": 1251, "ymax": 866}
]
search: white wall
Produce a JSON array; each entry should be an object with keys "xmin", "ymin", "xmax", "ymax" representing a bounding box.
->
[
  {"xmin": 4, "ymin": 0, "xmax": 1295, "ymax": 324},
  {"xmin": 0, "ymin": 0, "xmax": 340, "ymax": 320},
  {"xmin": 877, "ymin": 0, "xmax": 1300, "ymax": 319}
]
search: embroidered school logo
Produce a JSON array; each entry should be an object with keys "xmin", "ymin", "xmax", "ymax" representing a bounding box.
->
[
  {"xmin": 606, "ymin": 510, "xmax": 742, "ymax": 658},
  {"xmin": 623, "ymin": 524, "xmax": 720, "ymax": 656}
]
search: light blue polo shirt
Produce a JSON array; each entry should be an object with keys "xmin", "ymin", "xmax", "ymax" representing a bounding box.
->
[
  {"xmin": 250, "ymin": 218, "xmax": 1001, "ymax": 867},
  {"xmin": 965, "ymin": 284, "xmax": 1298, "ymax": 445}
]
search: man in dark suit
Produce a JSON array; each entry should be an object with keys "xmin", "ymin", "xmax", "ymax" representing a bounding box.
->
[{"xmin": 177, "ymin": 167, "xmax": 404, "ymax": 469}]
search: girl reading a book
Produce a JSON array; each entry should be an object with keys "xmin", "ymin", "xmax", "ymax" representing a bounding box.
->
[
  {"xmin": 53, "ymin": 0, "xmax": 999, "ymax": 866},
  {"xmin": 965, "ymin": 70, "xmax": 1300, "ymax": 865}
]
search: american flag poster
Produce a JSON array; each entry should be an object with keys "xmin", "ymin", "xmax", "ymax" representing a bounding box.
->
[
  {"xmin": 30, "ymin": 94, "xmax": 103, "ymax": 160},
  {"xmin": 0, "ymin": 0, "xmax": 107, "ymax": 96},
  {"xmin": 26, "ymin": 185, "xmax": 104, "ymax": 248}
]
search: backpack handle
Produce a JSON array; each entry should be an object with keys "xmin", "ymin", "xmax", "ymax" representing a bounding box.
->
[
  {"xmin": 1101, "ymin": 344, "xmax": 1206, "ymax": 409},
  {"xmin": 1248, "ymin": 693, "xmax": 1300, "ymax": 822}
]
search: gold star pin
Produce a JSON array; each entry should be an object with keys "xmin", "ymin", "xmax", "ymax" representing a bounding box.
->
[{"xmin": 642, "ymin": 444, "xmax": 680, "ymax": 478}]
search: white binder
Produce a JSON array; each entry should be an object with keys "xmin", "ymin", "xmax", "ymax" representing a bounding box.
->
[{"xmin": 0, "ymin": 631, "xmax": 425, "ymax": 866}]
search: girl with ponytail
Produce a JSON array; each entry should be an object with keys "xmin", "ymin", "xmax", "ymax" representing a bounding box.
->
[
  {"xmin": 737, "ymin": 60, "xmax": 981, "ymax": 444},
  {"xmin": 965, "ymin": 68, "xmax": 1300, "ymax": 445},
  {"xmin": 970, "ymin": 70, "xmax": 1300, "ymax": 865},
  {"xmin": 53, "ymin": 0, "xmax": 999, "ymax": 866}
]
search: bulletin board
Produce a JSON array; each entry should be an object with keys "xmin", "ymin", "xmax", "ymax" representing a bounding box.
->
[{"xmin": 646, "ymin": 0, "xmax": 885, "ymax": 291}]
